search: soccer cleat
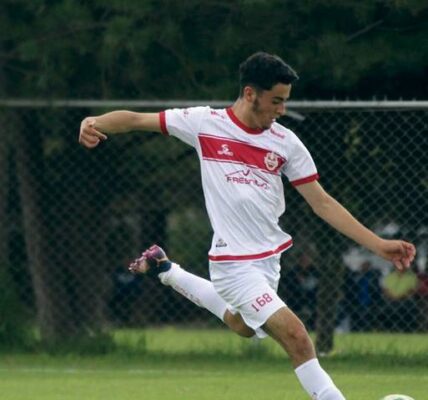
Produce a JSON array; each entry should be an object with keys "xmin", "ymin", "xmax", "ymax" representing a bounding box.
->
[{"xmin": 129, "ymin": 244, "xmax": 172, "ymax": 277}]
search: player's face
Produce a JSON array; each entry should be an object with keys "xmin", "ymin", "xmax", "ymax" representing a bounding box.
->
[{"xmin": 250, "ymin": 83, "xmax": 291, "ymax": 130}]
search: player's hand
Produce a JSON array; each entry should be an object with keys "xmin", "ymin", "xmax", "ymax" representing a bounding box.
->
[
  {"xmin": 79, "ymin": 117, "xmax": 108, "ymax": 148},
  {"xmin": 376, "ymin": 239, "xmax": 416, "ymax": 271}
]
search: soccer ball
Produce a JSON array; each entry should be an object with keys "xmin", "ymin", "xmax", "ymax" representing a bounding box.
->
[{"xmin": 379, "ymin": 395, "xmax": 415, "ymax": 400}]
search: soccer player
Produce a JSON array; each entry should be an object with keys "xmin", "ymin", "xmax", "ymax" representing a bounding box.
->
[{"xmin": 79, "ymin": 52, "xmax": 416, "ymax": 400}]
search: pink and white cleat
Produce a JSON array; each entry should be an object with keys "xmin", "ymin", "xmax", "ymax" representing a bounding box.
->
[{"xmin": 129, "ymin": 244, "xmax": 172, "ymax": 277}]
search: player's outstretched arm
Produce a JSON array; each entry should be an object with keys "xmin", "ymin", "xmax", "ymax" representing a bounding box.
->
[
  {"xmin": 79, "ymin": 111, "xmax": 161, "ymax": 149},
  {"xmin": 296, "ymin": 180, "xmax": 416, "ymax": 270}
]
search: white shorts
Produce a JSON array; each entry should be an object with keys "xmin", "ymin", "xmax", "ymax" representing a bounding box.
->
[{"xmin": 209, "ymin": 255, "xmax": 287, "ymax": 338}]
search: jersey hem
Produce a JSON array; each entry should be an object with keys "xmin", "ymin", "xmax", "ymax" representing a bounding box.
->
[{"xmin": 208, "ymin": 239, "xmax": 293, "ymax": 262}]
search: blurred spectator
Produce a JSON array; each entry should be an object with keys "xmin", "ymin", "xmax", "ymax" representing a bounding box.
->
[
  {"xmin": 415, "ymin": 226, "xmax": 428, "ymax": 331},
  {"xmin": 415, "ymin": 271, "xmax": 428, "ymax": 331},
  {"xmin": 344, "ymin": 261, "xmax": 382, "ymax": 331},
  {"xmin": 283, "ymin": 253, "xmax": 319, "ymax": 330},
  {"xmin": 380, "ymin": 267, "xmax": 419, "ymax": 332},
  {"xmin": 415, "ymin": 226, "xmax": 427, "ymax": 272},
  {"xmin": 109, "ymin": 263, "xmax": 143, "ymax": 324}
]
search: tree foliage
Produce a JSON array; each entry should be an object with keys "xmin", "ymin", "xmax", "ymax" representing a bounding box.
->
[{"xmin": 1, "ymin": 0, "xmax": 427, "ymax": 99}]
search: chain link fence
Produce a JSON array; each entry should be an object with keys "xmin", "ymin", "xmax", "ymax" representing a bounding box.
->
[{"xmin": 0, "ymin": 100, "xmax": 427, "ymax": 343}]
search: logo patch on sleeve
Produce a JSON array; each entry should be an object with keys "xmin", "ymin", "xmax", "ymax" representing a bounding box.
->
[{"xmin": 215, "ymin": 239, "xmax": 228, "ymax": 248}]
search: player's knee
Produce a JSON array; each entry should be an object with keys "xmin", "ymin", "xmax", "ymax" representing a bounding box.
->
[
  {"xmin": 288, "ymin": 325, "xmax": 314, "ymax": 356},
  {"xmin": 275, "ymin": 319, "xmax": 313, "ymax": 355},
  {"xmin": 230, "ymin": 319, "xmax": 255, "ymax": 338},
  {"xmin": 289, "ymin": 322, "xmax": 309, "ymax": 341},
  {"xmin": 224, "ymin": 311, "xmax": 254, "ymax": 337},
  {"xmin": 236, "ymin": 325, "xmax": 255, "ymax": 338}
]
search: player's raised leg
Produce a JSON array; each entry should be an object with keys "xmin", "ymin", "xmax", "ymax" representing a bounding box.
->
[
  {"xmin": 129, "ymin": 244, "xmax": 254, "ymax": 337},
  {"xmin": 263, "ymin": 308, "xmax": 346, "ymax": 400}
]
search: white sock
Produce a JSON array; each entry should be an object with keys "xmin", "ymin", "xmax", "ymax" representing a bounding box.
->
[
  {"xmin": 159, "ymin": 263, "xmax": 228, "ymax": 321},
  {"xmin": 295, "ymin": 358, "xmax": 346, "ymax": 399}
]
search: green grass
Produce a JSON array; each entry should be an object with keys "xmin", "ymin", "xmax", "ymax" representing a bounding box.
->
[{"xmin": 1, "ymin": 328, "xmax": 427, "ymax": 400}]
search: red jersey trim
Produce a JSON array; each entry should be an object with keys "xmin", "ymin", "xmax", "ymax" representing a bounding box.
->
[
  {"xmin": 226, "ymin": 108, "xmax": 264, "ymax": 134},
  {"xmin": 290, "ymin": 173, "xmax": 319, "ymax": 187},
  {"xmin": 159, "ymin": 111, "xmax": 168, "ymax": 136},
  {"xmin": 208, "ymin": 239, "xmax": 293, "ymax": 262}
]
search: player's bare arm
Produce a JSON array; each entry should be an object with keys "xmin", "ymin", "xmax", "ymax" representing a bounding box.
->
[
  {"xmin": 79, "ymin": 111, "xmax": 161, "ymax": 149},
  {"xmin": 296, "ymin": 180, "xmax": 416, "ymax": 271}
]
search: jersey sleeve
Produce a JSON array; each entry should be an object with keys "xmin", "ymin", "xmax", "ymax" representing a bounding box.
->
[
  {"xmin": 282, "ymin": 133, "xmax": 319, "ymax": 186},
  {"xmin": 159, "ymin": 106, "xmax": 209, "ymax": 147}
]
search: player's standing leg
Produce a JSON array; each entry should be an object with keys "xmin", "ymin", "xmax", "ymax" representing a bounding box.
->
[
  {"xmin": 208, "ymin": 256, "xmax": 346, "ymax": 400},
  {"xmin": 264, "ymin": 308, "xmax": 346, "ymax": 400}
]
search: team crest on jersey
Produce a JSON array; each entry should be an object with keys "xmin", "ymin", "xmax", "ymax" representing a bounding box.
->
[{"xmin": 264, "ymin": 152, "xmax": 279, "ymax": 171}]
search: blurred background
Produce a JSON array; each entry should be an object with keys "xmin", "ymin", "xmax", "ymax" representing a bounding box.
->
[{"xmin": 0, "ymin": 0, "xmax": 427, "ymax": 354}]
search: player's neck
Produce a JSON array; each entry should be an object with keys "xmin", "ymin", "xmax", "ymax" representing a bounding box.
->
[{"xmin": 231, "ymin": 99, "xmax": 259, "ymax": 130}]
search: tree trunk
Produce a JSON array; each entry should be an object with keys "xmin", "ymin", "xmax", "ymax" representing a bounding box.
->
[
  {"xmin": 315, "ymin": 232, "xmax": 345, "ymax": 354},
  {"xmin": 13, "ymin": 111, "xmax": 72, "ymax": 340},
  {"xmin": 49, "ymin": 139, "xmax": 110, "ymax": 337},
  {"xmin": 0, "ymin": 110, "xmax": 10, "ymax": 268},
  {"xmin": 13, "ymin": 112, "xmax": 110, "ymax": 343}
]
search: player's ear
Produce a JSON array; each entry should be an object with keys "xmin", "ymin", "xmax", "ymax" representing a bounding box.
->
[{"xmin": 243, "ymin": 86, "xmax": 258, "ymax": 103}]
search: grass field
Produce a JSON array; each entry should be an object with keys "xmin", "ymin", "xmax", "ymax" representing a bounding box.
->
[{"xmin": 1, "ymin": 328, "xmax": 427, "ymax": 400}]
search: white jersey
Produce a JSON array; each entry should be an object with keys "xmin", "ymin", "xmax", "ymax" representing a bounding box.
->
[{"xmin": 159, "ymin": 106, "xmax": 318, "ymax": 263}]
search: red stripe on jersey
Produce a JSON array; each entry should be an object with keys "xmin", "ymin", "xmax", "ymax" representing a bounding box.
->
[
  {"xmin": 159, "ymin": 111, "xmax": 168, "ymax": 136},
  {"xmin": 209, "ymin": 239, "xmax": 293, "ymax": 262},
  {"xmin": 290, "ymin": 173, "xmax": 319, "ymax": 186},
  {"xmin": 199, "ymin": 134, "xmax": 286, "ymax": 174}
]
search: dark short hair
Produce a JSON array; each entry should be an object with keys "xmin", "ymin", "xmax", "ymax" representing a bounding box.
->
[{"xmin": 239, "ymin": 52, "xmax": 299, "ymax": 96}]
